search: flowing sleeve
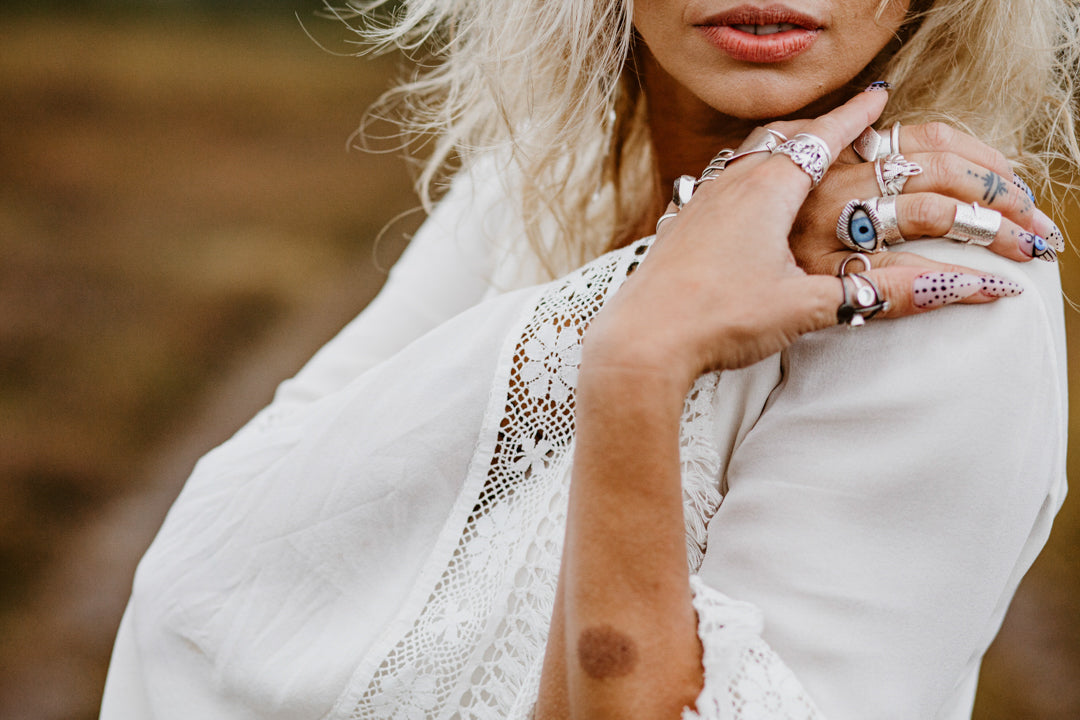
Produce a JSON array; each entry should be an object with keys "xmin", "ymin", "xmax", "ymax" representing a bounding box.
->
[
  {"xmin": 683, "ymin": 576, "xmax": 826, "ymax": 720},
  {"xmin": 268, "ymin": 157, "xmax": 538, "ymax": 413},
  {"xmin": 697, "ymin": 240, "xmax": 1067, "ymax": 720}
]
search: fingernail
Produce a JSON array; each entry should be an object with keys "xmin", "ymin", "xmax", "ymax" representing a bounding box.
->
[
  {"xmin": 1046, "ymin": 222, "xmax": 1065, "ymax": 253},
  {"xmin": 913, "ymin": 272, "xmax": 983, "ymax": 309},
  {"xmin": 1031, "ymin": 208, "xmax": 1061, "ymax": 247},
  {"xmin": 1011, "ymin": 174, "xmax": 1036, "ymax": 203},
  {"xmin": 979, "ymin": 275, "xmax": 1025, "ymax": 298},
  {"xmin": 1018, "ymin": 231, "xmax": 1057, "ymax": 262},
  {"xmin": 864, "ymin": 80, "xmax": 892, "ymax": 92}
]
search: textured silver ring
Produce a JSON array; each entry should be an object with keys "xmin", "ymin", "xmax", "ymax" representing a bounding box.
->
[
  {"xmin": 875, "ymin": 153, "xmax": 923, "ymax": 196},
  {"xmin": 726, "ymin": 127, "xmax": 789, "ymax": 168},
  {"xmin": 865, "ymin": 196, "xmax": 905, "ymax": 245},
  {"xmin": 890, "ymin": 122, "xmax": 902, "ymax": 155},
  {"xmin": 944, "ymin": 202, "xmax": 1001, "ymax": 246},
  {"xmin": 772, "ymin": 133, "xmax": 832, "ymax": 187}
]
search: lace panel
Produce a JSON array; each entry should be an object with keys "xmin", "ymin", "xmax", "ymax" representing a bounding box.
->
[
  {"xmin": 683, "ymin": 576, "xmax": 826, "ymax": 720},
  {"xmin": 341, "ymin": 238, "xmax": 726, "ymax": 720}
]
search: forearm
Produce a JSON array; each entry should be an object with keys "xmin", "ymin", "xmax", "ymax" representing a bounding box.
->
[{"xmin": 537, "ymin": 364, "xmax": 704, "ymax": 720}]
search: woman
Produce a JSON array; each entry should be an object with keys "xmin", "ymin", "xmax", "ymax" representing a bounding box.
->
[{"xmin": 101, "ymin": 0, "xmax": 1077, "ymax": 718}]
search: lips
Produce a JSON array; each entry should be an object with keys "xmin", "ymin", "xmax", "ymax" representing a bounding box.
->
[{"xmin": 695, "ymin": 5, "xmax": 823, "ymax": 63}]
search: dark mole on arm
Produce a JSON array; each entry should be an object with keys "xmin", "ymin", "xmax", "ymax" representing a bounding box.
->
[{"xmin": 577, "ymin": 625, "xmax": 638, "ymax": 679}]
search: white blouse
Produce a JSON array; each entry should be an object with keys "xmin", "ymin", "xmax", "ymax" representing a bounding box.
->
[{"xmin": 100, "ymin": 161, "xmax": 1067, "ymax": 720}]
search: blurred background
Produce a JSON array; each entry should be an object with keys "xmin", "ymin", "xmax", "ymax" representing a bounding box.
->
[{"xmin": 0, "ymin": 2, "xmax": 1077, "ymax": 719}]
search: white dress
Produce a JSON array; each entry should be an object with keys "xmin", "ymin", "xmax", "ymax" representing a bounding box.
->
[{"xmin": 100, "ymin": 161, "xmax": 1068, "ymax": 720}]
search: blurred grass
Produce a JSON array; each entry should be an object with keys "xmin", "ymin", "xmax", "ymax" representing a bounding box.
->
[{"xmin": 0, "ymin": 7, "xmax": 1077, "ymax": 720}]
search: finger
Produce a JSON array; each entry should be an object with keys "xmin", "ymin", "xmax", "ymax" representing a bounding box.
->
[
  {"xmin": 870, "ymin": 152, "xmax": 1062, "ymax": 248},
  {"xmin": 833, "ymin": 250, "xmax": 1025, "ymax": 306},
  {"xmin": 859, "ymin": 265, "xmax": 1024, "ymax": 319},
  {"xmin": 757, "ymin": 88, "xmax": 889, "ymax": 194},
  {"xmin": 888, "ymin": 193, "xmax": 1057, "ymax": 263},
  {"xmin": 897, "ymin": 122, "xmax": 1013, "ymax": 180}
]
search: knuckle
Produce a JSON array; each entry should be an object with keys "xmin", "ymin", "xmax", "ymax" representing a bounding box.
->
[
  {"xmin": 905, "ymin": 195, "xmax": 948, "ymax": 235},
  {"xmin": 921, "ymin": 121, "xmax": 957, "ymax": 151},
  {"xmin": 923, "ymin": 152, "xmax": 960, "ymax": 181}
]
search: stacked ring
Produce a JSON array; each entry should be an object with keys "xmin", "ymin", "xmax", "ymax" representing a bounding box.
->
[
  {"xmin": 836, "ymin": 271, "xmax": 889, "ymax": 327},
  {"xmin": 772, "ymin": 133, "xmax": 832, "ymax": 187},
  {"xmin": 853, "ymin": 122, "xmax": 902, "ymax": 162}
]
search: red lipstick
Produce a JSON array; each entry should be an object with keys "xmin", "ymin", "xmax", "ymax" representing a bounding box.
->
[{"xmin": 696, "ymin": 5, "xmax": 822, "ymax": 63}]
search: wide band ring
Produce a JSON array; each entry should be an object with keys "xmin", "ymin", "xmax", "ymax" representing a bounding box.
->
[
  {"xmin": 836, "ymin": 272, "xmax": 890, "ymax": 327},
  {"xmin": 853, "ymin": 121, "xmax": 902, "ymax": 162},
  {"xmin": 944, "ymin": 202, "xmax": 1001, "ymax": 246},
  {"xmin": 866, "ymin": 196, "xmax": 904, "ymax": 245},
  {"xmin": 726, "ymin": 127, "xmax": 789, "ymax": 168},
  {"xmin": 772, "ymin": 133, "xmax": 832, "ymax": 188},
  {"xmin": 875, "ymin": 153, "xmax": 923, "ymax": 196}
]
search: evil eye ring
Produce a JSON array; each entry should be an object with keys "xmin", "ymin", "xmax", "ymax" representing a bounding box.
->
[{"xmin": 836, "ymin": 196, "xmax": 904, "ymax": 253}]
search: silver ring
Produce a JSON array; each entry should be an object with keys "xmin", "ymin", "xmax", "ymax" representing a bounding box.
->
[
  {"xmin": 865, "ymin": 196, "xmax": 904, "ymax": 245},
  {"xmin": 673, "ymin": 174, "xmax": 696, "ymax": 209},
  {"xmin": 655, "ymin": 211, "xmax": 678, "ymax": 233},
  {"xmin": 697, "ymin": 148, "xmax": 735, "ymax": 184},
  {"xmin": 772, "ymin": 133, "xmax": 832, "ymax": 188},
  {"xmin": 836, "ymin": 272, "xmax": 889, "ymax": 326},
  {"xmin": 944, "ymin": 202, "xmax": 1001, "ymax": 246},
  {"xmin": 837, "ymin": 199, "xmax": 885, "ymax": 252},
  {"xmin": 726, "ymin": 127, "xmax": 789, "ymax": 168},
  {"xmin": 838, "ymin": 252, "xmax": 873, "ymax": 274},
  {"xmin": 875, "ymin": 153, "xmax": 923, "ymax": 196},
  {"xmin": 853, "ymin": 122, "xmax": 902, "ymax": 162}
]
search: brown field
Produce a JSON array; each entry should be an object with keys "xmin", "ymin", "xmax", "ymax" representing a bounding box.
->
[{"xmin": 0, "ymin": 11, "xmax": 1077, "ymax": 720}]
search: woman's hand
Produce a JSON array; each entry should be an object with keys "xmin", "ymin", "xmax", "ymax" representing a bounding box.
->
[
  {"xmin": 584, "ymin": 88, "xmax": 1023, "ymax": 396},
  {"xmin": 779, "ymin": 118, "xmax": 1062, "ymax": 274}
]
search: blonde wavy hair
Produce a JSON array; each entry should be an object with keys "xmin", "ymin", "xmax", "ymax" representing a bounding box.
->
[{"xmin": 339, "ymin": 0, "xmax": 1080, "ymax": 278}]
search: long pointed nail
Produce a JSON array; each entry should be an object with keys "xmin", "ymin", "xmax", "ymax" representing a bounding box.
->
[
  {"xmin": 1046, "ymin": 223, "xmax": 1065, "ymax": 253},
  {"xmin": 1018, "ymin": 231, "xmax": 1057, "ymax": 262},
  {"xmin": 1031, "ymin": 208, "xmax": 1063, "ymax": 249},
  {"xmin": 913, "ymin": 272, "xmax": 983, "ymax": 309},
  {"xmin": 1012, "ymin": 174, "xmax": 1036, "ymax": 203},
  {"xmin": 864, "ymin": 80, "xmax": 892, "ymax": 92},
  {"xmin": 979, "ymin": 275, "xmax": 1025, "ymax": 298}
]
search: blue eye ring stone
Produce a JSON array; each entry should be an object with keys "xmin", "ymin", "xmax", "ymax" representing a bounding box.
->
[{"xmin": 837, "ymin": 199, "xmax": 886, "ymax": 253}]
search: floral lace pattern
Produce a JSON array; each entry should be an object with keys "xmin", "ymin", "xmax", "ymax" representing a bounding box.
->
[
  {"xmin": 335, "ymin": 238, "xmax": 806, "ymax": 720},
  {"xmin": 684, "ymin": 576, "xmax": 826, "ymax": 720}
]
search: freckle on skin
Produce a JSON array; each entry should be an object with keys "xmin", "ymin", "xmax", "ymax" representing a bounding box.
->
[{"xmin": 577, "ymin": 625, "xmax": 638, "ymax": 679}]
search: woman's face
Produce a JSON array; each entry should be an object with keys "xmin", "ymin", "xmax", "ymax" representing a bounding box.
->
[{"xmin": 633, "ymin": 0, "xmax": 912, "ymax": 121}]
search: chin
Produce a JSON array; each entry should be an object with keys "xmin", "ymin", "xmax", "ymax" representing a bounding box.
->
[{"xmin": 704, "ymin": 83, "xmax": 835, "ymax": 122}]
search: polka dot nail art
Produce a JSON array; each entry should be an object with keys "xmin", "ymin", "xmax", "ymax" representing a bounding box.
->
[
  {"xmin": 1012, "ymin": 174, "xmax": 1037, "ymax": 204},
  {"xmin": 913, "ymin": 272, "xmax": 983, "ymax": 309},
  {"xmin": 979, "ymin": 275, "xmax": 1025, "ymax": 298},
  {"xmin": 1046, "ymin": 225, "xmax": 1065, "ymax": 253},
  {"xmin": 1018, "ymin": 231, "xmax": 1057, "ymax": 262}
]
